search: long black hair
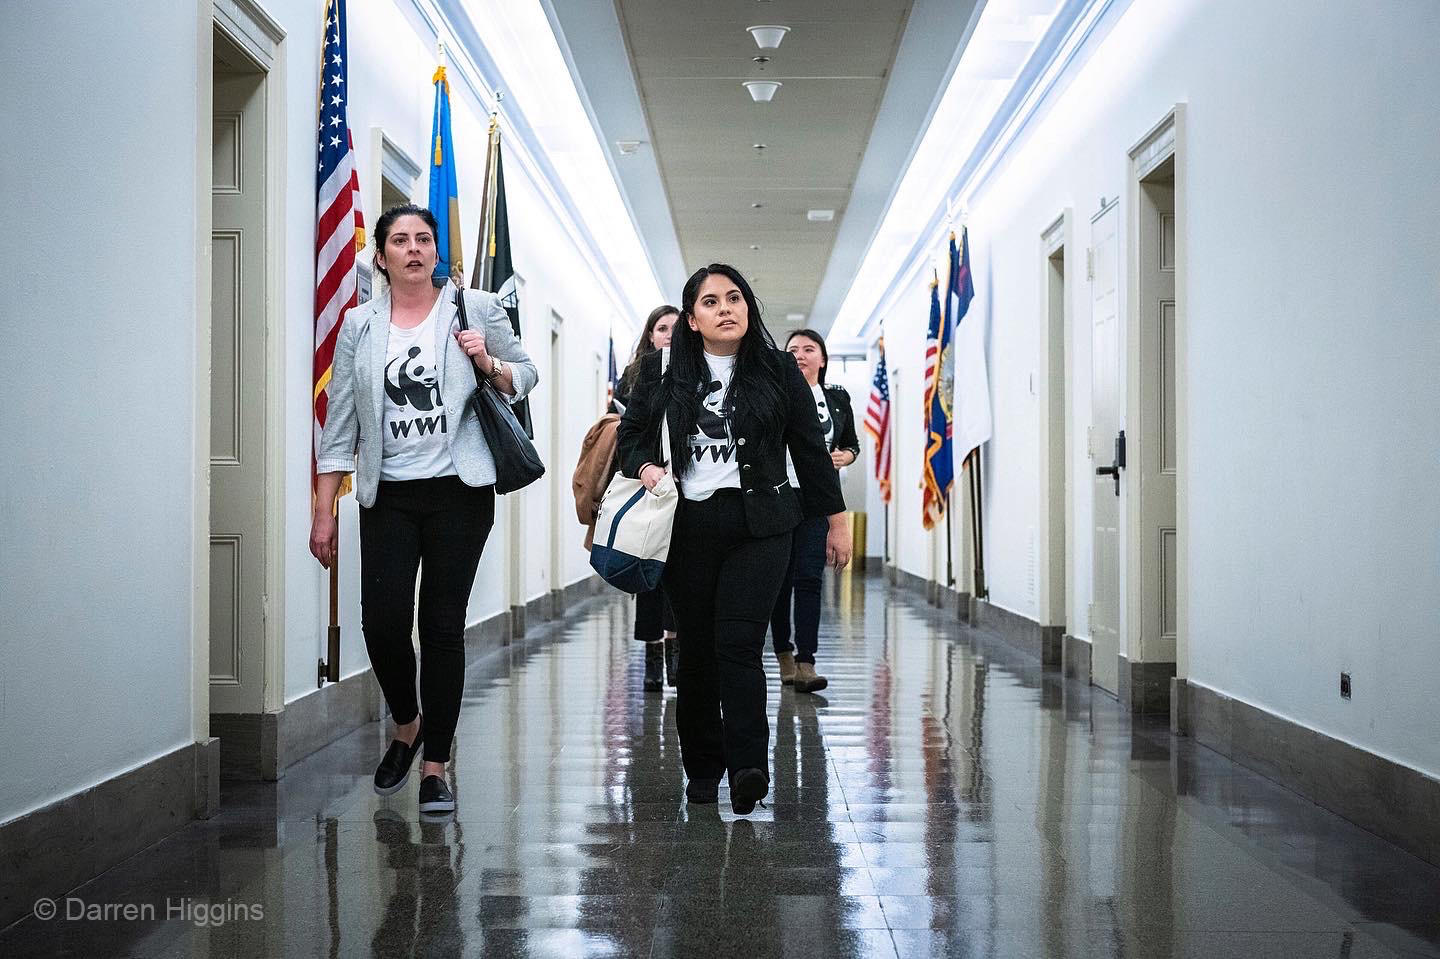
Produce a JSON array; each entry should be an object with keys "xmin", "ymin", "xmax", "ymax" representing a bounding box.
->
[
  {"xmin": 371, "ymin": 203, "xmax": 439, "ymax": 283},
  {"xmin": 785, "ymin": 328, "xmax": 829, "ymax": 384},
  {"xmin": 618, "ymin": 304, "xmax": 679, "ymax": 400},
  {"xmin": 659, "ymin": 264, "xmax": 785, "ymax": 478}
]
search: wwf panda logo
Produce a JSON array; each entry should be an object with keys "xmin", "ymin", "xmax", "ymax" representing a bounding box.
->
[
  {"xmin": 385, "ymin": 347, "xmax": 441, "ymax": 411},
  {"xmin": 695, "ymin": 379, "xmax": 729, "ymax": 440}
]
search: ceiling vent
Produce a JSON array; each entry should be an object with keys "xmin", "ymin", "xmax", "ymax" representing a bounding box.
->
[
  {"xmin": 747, "ymin": 25, "xmax": 790, "ymax": 50},
  {"xmin": 614, "ymin": 140, "xmax": 642, "ymax": 156},
  {"xmin": 743, "ymin": 80, "xmax": 782, "ymax": 103}
]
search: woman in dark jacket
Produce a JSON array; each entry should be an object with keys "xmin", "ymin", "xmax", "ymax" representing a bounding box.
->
[
  {"xmin": 613, "ymin": 304, "xmax": 681, "ymax": 692},
  {"xmin": 616, "ymin": 264, "xmax": 851, "ymax": 815},
  {"xmin": 770, "ymin": 329, "xmax": 859, "ymax": 693}
]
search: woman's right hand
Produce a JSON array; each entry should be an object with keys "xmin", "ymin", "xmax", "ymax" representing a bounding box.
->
[
  {"xmin": 640, "ymin": 463, "xmax": 667, "ymax": 491},
  {"xmin": 310, "ymin": 511, "xmax": 338, "ymax": 569}
]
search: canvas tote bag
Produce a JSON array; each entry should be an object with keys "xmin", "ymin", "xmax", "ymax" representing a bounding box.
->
[{"xmin": 589, "ymin": 350, "xmax": 678, "ymax": 593}]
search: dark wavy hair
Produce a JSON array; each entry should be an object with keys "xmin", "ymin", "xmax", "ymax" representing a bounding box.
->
[
  {"xmin": 659, "ymin": 264, "xmax": 785, "ymax": 478},
  {"xmin": 785, "ymin": 328, "xmax": 829, "ymax": 384},
  {"xmin": 371, "ymin": 203, "xmax": 439, "ymax": 283},
  {"xmin": 618, "ymin": 304, "xmax": 679, "ymax": 400}
]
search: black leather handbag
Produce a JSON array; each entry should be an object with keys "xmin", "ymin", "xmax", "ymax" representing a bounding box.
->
[{"xmin": 454, "ymin": 289, "xmax": 545, "ymax": 495}]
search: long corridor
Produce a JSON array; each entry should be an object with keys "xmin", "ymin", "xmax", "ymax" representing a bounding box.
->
[{"xmin": 5, "ymin": 575, "xmax": 1439, "ymax": 958}]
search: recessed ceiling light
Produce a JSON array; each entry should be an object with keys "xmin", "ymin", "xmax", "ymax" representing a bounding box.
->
[
  {"xmin": 747, "ymin": 25, "xmax": 790, "ymax": 50},
  {"xmin": 752, "ymin": 56, "xmax": 771, "ymax": 65},
  {"xmin": 752, "ymin": 143, "xmax": 767, "ymax": 151},
  {"xmin": 743, "ymin": 80, "xmax": 782, "ymax": 103},
  {"xmin": 807, "ymin": 209, "xmax": 835, "ymax": 222},
  {"xmin": 615, "ymin": 140, "xmax": 641, "ymax": 156},
  {"xmin": 749, "ymin": 244, "xmax": 760, "ymax": 250},
  {"xmin": 751, "ymin": 202, "xmax": 764, "ymax": 209}
]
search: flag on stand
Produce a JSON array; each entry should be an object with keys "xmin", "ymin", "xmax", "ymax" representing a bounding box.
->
[
  {"xmin": 864, "ymin": 336, "xmax": 892, "ymax": 503},
  {"xmin": 606, "ymin": 334, "xmax": 619, "ymax": 411},
  {"xmin": 950, "ymin": 226, "xmax": 991, "ymax": 466},
  {"xmin": 471, "ymin": 122, "xmax": 534, "ymax": 436},
  {"xmin": 312, "ymin": 0, "xmax": 364, "ymax": 500},
  {"xmin": 428, "ymin": 63, "xmax": 462, "ymax": 284},
  {"xmin": 921, "ymin": 265, "xmax": 954, "ymax": 530}
]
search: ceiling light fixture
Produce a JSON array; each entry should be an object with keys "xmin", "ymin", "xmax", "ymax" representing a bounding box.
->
[
  {"xmin": 807, "ymin": 209, "xmax": 835, "ymax": 222},
  {"xmin": 786, "ymin": 312, "xmax": 807, "ymax": 322},
  {"xmin": 752, "ymin": 56, "xmax": 771, "ymax": 65},
  {"xmin": 752, "ymin": 143, "xmax": 767, "ymax": 151},
  {"xmin": 747, "ymin": 25, "xmax": 790, "ymax": 50},
  {"xmin": 614, "ymin": 140, "xmax": 642, "ymax": 156},
  {"xmin": 743, "ymin": 80, "xmax": 782, "ymax": 103},
  {"xmin": 749, "ymin": 244, "xmax": 761, "ymax": 250},
  {"xmin": 750, "ymin": 202, "xmax": 765, "ymax": 209}
]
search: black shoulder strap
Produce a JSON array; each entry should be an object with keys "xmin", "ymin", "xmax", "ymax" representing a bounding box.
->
[{"xmin": 453, "ymin": 287, "xmax": 470, "ymax": 331}]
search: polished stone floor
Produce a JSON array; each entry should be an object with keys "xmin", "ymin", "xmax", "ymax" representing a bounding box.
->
[{"xmin": 4, "ymin": 574, "xmax": 1440, "ymax": 958}]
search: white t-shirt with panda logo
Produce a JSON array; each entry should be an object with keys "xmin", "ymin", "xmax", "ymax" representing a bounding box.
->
[
  {"xmin": 379, "ymin": 295, "xmax": 458, "ymax": 482},
  {"xmin": 681, "ymin": 351, "xmax": 740, "ymax": 502},
  {"xmin": 786, "ymin": 383, "xmax": 835, "ymax": 488}
]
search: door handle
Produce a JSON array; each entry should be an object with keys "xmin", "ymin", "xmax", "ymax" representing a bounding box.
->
[{"xmin": 1094, "ymin": 430, "xmax": 1125, "ymax": 496}]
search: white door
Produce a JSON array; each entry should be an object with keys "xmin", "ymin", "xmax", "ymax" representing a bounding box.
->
[
  {"xmin": 1089, "ymin": 204, "xmax": 1121, "ymax": 694},
  {"xmin": 1137, "ymin": 174, "xmax": 1178, "ymax": 663},
  {"xmin": 210, "ymin": 68, "xmax": 267, "ymax": 714}
]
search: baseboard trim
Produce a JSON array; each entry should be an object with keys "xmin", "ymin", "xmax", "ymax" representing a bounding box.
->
[
  {"xmin": 1063, "ymin": 633, "xmax": 1092, "ymax": 683},
  {"xmin": 0, "ymin": 739, "xmax": 219, "ymax": 930},
  {"xmin": 970, "ymin": 599, "xmax": 1062, "ymax": 668},
  {"xmin": 1182, "ymin": 680, "xmax": 1440, "ymax": 867},
  {"xmin": 1117, "ymin": 654, "xmax": 1175, "ymax": 715}
]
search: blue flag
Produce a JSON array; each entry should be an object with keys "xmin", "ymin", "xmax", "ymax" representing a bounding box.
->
[
  {"xmin": 428, "ymin": 66, "xmax": 462, "ymax": 284},
  {"xmin": 921, "ymin": 236, "xmax": 959, "ymax": 529}
]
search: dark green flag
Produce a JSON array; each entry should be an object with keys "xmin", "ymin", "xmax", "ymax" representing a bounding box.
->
[{"xmin": 479, "ymin": 137, "xmax": 533, "ymax": 438}]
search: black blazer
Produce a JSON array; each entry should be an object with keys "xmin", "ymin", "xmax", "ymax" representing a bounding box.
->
[
  {"xmin": 616, "ymin": 348, "xmax": 846, "ymax": 538},
  {"xmin": 819, "ymin": 383, "xmax": 860, "ymax": 458}
]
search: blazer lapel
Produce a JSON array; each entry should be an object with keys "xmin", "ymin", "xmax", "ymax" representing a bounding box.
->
[{"xmin": 367, "ymin": 291, "xmax": 390, "ymax": 429}]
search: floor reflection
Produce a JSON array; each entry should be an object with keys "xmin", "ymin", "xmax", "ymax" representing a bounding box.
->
[{"xmin": 2, "ymin": 574, "xmax": 1439, "ymax": 958}]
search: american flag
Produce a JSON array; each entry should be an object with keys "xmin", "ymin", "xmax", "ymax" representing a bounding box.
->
[
  {"xmin": 864, "ymin": 336, "xmax": 892, "ymax": 503},
  {"xmin": 605, "ymin": 334, "xmax": 618, "ymax": 410},
  {"xmin": 312, "ymin": 0, "xmax": 364, "ymax": 498}
]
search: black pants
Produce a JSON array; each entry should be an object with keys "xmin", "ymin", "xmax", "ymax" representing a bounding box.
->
[
  {"xmin": 769, "ymin": 514, "xmax": 828, "ymax": 664},
  {"xmin": 359, "ymin": 477, "xmax": 494, "ymax": 764},
  {"xmin": 664, "ymin": 490, "xmax": 792, "ymax": 782},
  {"xmin": 633, "ymin": 585, "xmax": 675, "ymax": 642}
]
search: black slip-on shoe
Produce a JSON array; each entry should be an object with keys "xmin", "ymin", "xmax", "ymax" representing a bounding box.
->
[
  {"xmin": 418, "ymin": 774, "xmax": 455, "ymax": 813},
  {"xmin": 685, "ymin": 778, "xmax": 720, "ymax": 804},
  {"xmin": 729, "ymin": 768, "xmax": 769, "ymax": 816},
  {"xmin": 373, "ymin": 724, "xmax": 423, "ymax": 797}
]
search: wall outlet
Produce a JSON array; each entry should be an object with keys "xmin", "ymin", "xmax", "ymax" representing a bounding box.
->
[{"xmin": 1340, "ymin": 672, "xmax": 1352, "ymax": 699}]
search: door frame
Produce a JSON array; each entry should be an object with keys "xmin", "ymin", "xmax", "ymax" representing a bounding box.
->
[
  {"xmin": 1037, "ymin": 210, "xmax": 1073, "ymax": 630},
  {"xmin": 1124, "ymin": 104, "xmax": 1187, "ymax": 679},
  {"xmin": 203, "ymin": 0, "xmax": 289, "ymax": 721}
]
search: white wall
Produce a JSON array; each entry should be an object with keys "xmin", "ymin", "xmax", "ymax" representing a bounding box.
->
[
  {"xmin": 0, "ymin": 2, "xmax": 204, "ymax": 824},
  {"xmin": 873, "ymin": 0, "xmax": 1440, "ymax": 776}
]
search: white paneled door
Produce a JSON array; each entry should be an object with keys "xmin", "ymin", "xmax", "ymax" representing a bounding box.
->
[
  {"xmin": 1137, "ymin": 173, "xmax": 1178, "ymax": 665},
  {"xmin": 210, "ymin": 67, "xmax": 267, "ymax": 714},
  {"xmin": 1089, "ymin": 204, "xmax": 1121, "ymax": 695}
]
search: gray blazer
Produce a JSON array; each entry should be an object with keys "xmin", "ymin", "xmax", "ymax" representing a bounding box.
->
[{"xmin": 316, "ymin": 285, "xmax": 539, "ymax": 507}]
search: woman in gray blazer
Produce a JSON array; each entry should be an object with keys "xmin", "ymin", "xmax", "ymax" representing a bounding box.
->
[{"xmin": 309, "ymin": 204, "xmax": 537, "ymax": 814}]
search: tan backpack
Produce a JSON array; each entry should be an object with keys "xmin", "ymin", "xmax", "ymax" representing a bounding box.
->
[{"xmin": 571, "ymin": 413, "xmax": 621, "ymax": 550}]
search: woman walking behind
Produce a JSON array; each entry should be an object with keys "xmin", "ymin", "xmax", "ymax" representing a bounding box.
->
[
  {"xmin": 310, "ymin": 204, "xmax": 538, "ymax": 814},
  {"xmin": 616, "ymin": 265, "xmax": 851, "ymax": 814},
  {"xmin": 770, "ymin": 329, "xmax": 860, "ymax": 694},
  {"xmin": 613, "ymin": 306, "xmax": 681, "ymax": 692}
]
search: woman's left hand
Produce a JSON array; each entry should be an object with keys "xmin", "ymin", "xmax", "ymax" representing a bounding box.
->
[
  {"xmin": 456, "ymin": 329, "xmax": 489, "ymax": 369},
  {"xmin": 825, "ymin": 515, "xmax": 853, "ymax": 570},
  {"xmin": 830, "ymin": 449, "xmax": 855, "ymax": 470}
]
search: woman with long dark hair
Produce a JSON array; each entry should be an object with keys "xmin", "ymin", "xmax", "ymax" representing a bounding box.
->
[
  {"xmin": 769, "ymin": 329, "xmax": 860, "ymax": 693},
  {"xmin": 614, "ymin": 304, "xmax": 681, "ymax": 691},
  {"xmin": 310, "ymin": 203, "xmax": 538, "ymax": 814},
  {"xmin": 616, "ymin": 265, "xmax": 851, "ymax": 814}
]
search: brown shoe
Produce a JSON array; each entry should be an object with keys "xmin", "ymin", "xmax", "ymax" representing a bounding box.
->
[
  {"xmin": 777, "ymin": 652, "xmax": 797, "ymax": 685},
  {"xmin": 794, "ymin": 662, "xmax": 828, "ymax": 693}
]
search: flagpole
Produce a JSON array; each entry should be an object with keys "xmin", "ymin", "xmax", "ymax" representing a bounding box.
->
[
  {"xmin": 973, "ymin": 447, "xmax": 987, "ymax": 599},
  {"xmin": 326, "ymin": 506, "xmax": 340, "ymax": 683},
  {"xmin": 470, "ymin": 114, "xmax": 497, "ymax": 291}
]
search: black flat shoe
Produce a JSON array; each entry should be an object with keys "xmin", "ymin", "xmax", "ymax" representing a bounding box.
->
[
  {"xmin": 373, "ymin": 722, "xmax": 423, "ymax": 797},
  {"xmin": 729, "ymin": 768, "xmax": 769, "ymax": 816},
  {"xmin": 685, "ymin": 778, "xmax": 720, "ymax": 804},
  {"xmin": 643, "ymin": 642, "xmax": 664, "ymax": 692},
  {"xmin": 418, "ymin": 774, "xmax": 455, "ymax": 813}
]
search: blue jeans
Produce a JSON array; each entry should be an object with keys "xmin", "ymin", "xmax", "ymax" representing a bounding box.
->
[{"xmin": 769, "ymin": 515, "xmax": 827, "ymax": 665}]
